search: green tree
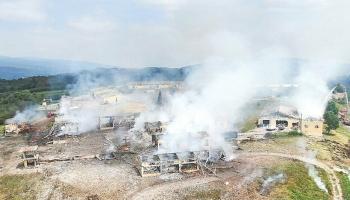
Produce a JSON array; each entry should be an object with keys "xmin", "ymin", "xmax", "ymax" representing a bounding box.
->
[
  {"xmin": 324, "ymin": 111, "xmax": 339, "ymax": 134},
  {"xmin": 324, "ymin": 101, "xmax": 339, "ymax": 116}
]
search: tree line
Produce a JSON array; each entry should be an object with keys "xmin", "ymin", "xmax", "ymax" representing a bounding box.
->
[{"xmin": 0, "ymin": 75, "xmax": 75, "ymax": 124}]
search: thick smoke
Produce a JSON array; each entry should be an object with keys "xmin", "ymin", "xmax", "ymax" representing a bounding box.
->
[
  {"xmin": 57, "ymin": 95, "xmax": 104, "ymax": 133},
  {"xmin": 52, "ymin": 32, "xmax": 347, "ymax": 158},
  {"xmin": 148, "ymin": 47, "xmax": 346, "ymax": 157},
  {"xmin": 157, "ymin": 61, "xmax": 259, "ymax": 158},
  {"xmin": 35, "ymin": 1, "xmax": 349, "ymax": 156},
  {"xmin": 55, "ymin": 72, "xmax": 155, "ymax": 135},
  {"xmin": 6, "ymin": 106, "xmax": 45, "ymax": 124}
]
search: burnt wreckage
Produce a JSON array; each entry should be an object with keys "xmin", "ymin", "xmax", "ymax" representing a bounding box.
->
[
  {"xmin": 137, "ymin": 150, "xmax": 225, "ymax": 177},
  {"xmin": 98, "ymin": 114, "xmax": 137, "ymax": 130}
]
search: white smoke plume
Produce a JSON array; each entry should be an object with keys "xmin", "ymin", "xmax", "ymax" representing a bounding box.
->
[
  {"xmin": 306, "ymin": 163, "xmax": 328, "ymax": 193},
  {"xmin": 6, "ymin": 106, "xmax": 45, "ymax": 124},
  {"xmin": 55, "ymin": 73, "xmax": 156, "ymax": 135},
  {"xmin": 148, "ymin": 49, "xmax": 346, "ymax": 157},
  {"xmin": 237, "ymin": 168, "xmax": 264, "ymax": 189},
  {"xmin": 288, "ymin": 61, "xmax": 347, "ymax": 118},
  {"xmin": 260, "ymin": 173, "xmax": 285, "ymax": 195},
  {"xmin": 297, "ymin": 138, "xmax": 328, "ymax": 193},
  {"xmin": 38, "ymin": 1, "xmax": 349, "ymax": 155},
  {"xmin": 57, "ymin": 95, "xmax": 103, "ymax": 133}
]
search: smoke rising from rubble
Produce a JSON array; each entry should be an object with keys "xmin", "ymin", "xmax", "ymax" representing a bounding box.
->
[
  {"xmin": 6, "ymin": 106, "xmax": 45, "ymax": 124},
  {"xmin": 57, "ymin": 95, "xmax": 103, "ymax": 134},
  {"xmin": 152, "ymin": 52, "xmax": 346, "ymax": 157},
  {"xmin": 238, "ymin": 168, "xmax": 264, "ymax": 189},
  {"xmin": 49, "ymin": 0, "xmax": 349, "ymax": 155},
  {"xmin": 56, "ymin": 72, "xmax": 156, "ymax": 135},
  {"xmin": 51, "ymin": 35, "xmax": 347, "ymax": 159}
]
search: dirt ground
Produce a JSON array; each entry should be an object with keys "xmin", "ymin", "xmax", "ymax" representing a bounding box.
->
[
  {"xmin": 0, "ymin": 131, "xmax": 275, "ymax": 200},
  {"xmin": 0, "ymin": 130, "xmax": 348, "ymax": 200}
]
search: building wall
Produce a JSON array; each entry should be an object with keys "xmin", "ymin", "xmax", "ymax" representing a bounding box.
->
[
  {"xmin": 301, "ymin": 120, "xmax": 323, "ymax": 137},
  {"xmin": 258, "ymin": 117, "xmax": 299, "ymax": 129}
]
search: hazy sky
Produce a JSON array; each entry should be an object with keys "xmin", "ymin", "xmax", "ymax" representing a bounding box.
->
[{"xmin": 0, "ymin": 0, "xmax": 349, "ymax": 67}]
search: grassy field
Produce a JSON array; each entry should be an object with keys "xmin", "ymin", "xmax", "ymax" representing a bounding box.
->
[
  {"xmin": 268, "ymin": 130, "xmax": 303, "ymax": 139},
  {"xmin": 337, "ymin": 172, "xmax": 350, "ymax": 200},
  {"xmin": 184, "ymin": 189, "xmax": 222, "ymax": 200},
  {"xmin": 0, "ymin": 125, "xmax": 4, "ymax": 136},
  {"xmin": 268, "ymin": 162, "xmax": 331, "ymax": 200},
  {"xmin": 0, "ymin": 174, "xmax": 42, "ymax": 200},
  {"xmin": 336, "ymin": 126, "xmax": 350, "ymax": 139},
  {"xmin": 322, "ymin": 125, "xmax": 350, "ymax": 145}
]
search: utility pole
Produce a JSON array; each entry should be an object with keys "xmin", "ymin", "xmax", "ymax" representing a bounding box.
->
[
  {"xmin": 300, "ymin": 113, "xmax": 303, "ymax": 133},
  {"xmin": 156, "ymin": 90, "xmax": 163, "ymax": 107}
]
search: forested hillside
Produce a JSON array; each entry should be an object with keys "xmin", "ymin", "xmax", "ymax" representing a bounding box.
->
[
  {"xmin": 0, "ymin": 66, "xmax": 192, "ymax": 124},
  {"xmin": 0, "ymin": 75, "xmax": 75, "ymax": 124}
]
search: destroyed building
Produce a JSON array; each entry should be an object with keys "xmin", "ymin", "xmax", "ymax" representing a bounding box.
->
[
  {"xmin": 98, "ymin": 114, "xmax": 137, "ymax": 130},
  {"xmin": 144, "ymin": 121, "xmax": 167, "ymax": 147},
  {"xmin": 5, "ymin": 123, "xmax": 21, "ymax": 135},
  {"xmin": 137, "ymin": 150, "xmax": 224, "ymax": 177},
  {"xmin": 49, "ymin": 120, "xmax": 80, "ymax": 136},
  {"xmin": 5, "ymin": 123, "xmax": 34, "ymax": 135}
]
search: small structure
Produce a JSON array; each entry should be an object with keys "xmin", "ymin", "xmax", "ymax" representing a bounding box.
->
[
  {"xmin": 38, "ymin": 98, "xmax": 60, "ymax": 113},
  {"xmin": 301, "ymin": 119, "xmax": 323, "ymax": 137},
  {"xmin": 19, "ymin": 146, "xmax": 39, "ymax": 168}
]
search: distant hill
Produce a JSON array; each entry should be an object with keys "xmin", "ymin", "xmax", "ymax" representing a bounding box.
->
[
  {"xmin": 0, "ymin": 56, "xmax": 113, "ymax": 79},
  {"xmin": 0, "ymin": 56, "xmax": 197, "ymax": 81},
  {"xmin": 0, "ymin": 65, "xmax": 195, "ymax": 124},
  {"xmin": 0, "ymin": 66, "xmax": 38, "ymax": 80},
  {"xmin": 0, "ymin": 66, "xmax": 195, "ymax": 93}
]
